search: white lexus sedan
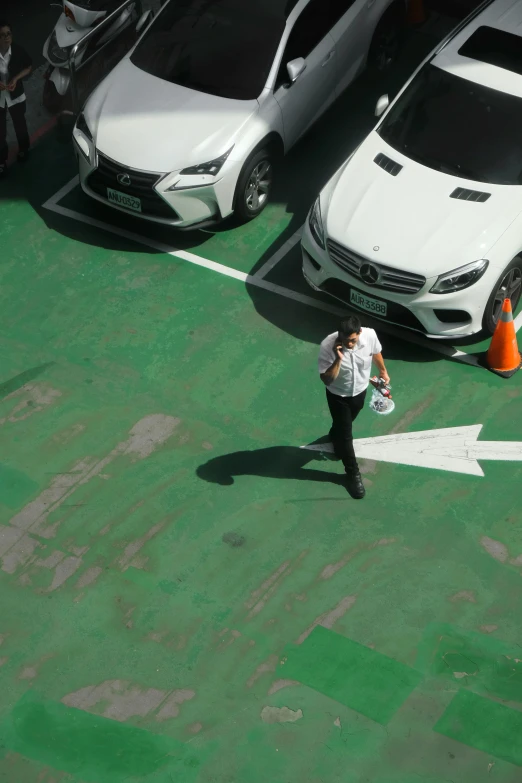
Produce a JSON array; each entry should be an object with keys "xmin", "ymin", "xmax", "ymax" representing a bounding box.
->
[
  {"xmin": 72, "ymin": 0, "xmax": 405, "ymax": 229},
  {"xmin": 302, "ymin": 0, "xmax": 522, "ymax": 338}
]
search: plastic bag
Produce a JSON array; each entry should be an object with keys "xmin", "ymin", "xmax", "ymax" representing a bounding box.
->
[{"xmin": 369, "ymin": 387, "xmax": 395, "ymax": 415}]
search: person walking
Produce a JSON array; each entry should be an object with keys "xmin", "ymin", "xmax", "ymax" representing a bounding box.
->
[
  {"xmin": 0, "ymin": 20, "xmax": 32, "ymax": 178},
  {"xmin": 318, "ymin": 315, "xmax": 390, "ymax": 499}
]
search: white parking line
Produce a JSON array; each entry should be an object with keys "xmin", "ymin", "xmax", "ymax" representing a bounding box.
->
[
  {"xmin": 42, "ymin": 180, "xmax": 506, "ymax": 370},
  {"xmin": 44, "ymin": 202, "xmax": 347, "ymax": 315},
  {"xmin": 42, "ymin": 176, "xmax": 79, "ymax": 209},
  {"xmin": 254, "ymin": 227, "xmax": 303, "ymax": 279}
]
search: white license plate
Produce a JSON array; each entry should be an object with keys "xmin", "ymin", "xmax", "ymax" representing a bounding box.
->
[
  {"xmin": 350, "ymin": 288, "xmax": 387, "ymax": 317},
  {"xmin": 106, "ymin": 188, "xmax": 141, "ymax": 212}
]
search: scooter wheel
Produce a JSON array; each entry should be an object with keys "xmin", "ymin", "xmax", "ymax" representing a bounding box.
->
[{"xmin": 43, "ymin": 80, "xmax": 65, "ymax": 114}]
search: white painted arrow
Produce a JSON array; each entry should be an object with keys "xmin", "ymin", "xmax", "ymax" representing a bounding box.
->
[{"xmin": 301, "ymin": 425, "xmax": 522, "ymax": 477}]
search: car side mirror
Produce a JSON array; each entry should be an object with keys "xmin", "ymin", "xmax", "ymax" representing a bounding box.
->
[
  {"xmin": 286, "ymin": 58, "xmax": 306, "ymax": 83},
  {"xmin": 375, "ymin": 94, "xmax": 389, "ymax": 117},
  {"xmin": 136, "ymin": 10, "xmax": 152, "ymax": 34}
]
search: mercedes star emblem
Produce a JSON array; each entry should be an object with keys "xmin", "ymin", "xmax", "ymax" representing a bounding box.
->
[
  {"xmin": 117, "ymin": 173, "xmax": 131, "ymax": 187},
  {"xmin": 360, "ymin": 263, "xmax": 380, "ymax": 286}
]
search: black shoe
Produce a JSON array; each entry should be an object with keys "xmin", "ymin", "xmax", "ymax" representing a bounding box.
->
[
  {"xmin": 17, "ymin": 151, "xmax": 29, "ymax": 163},
  {"xmin": 345, "ymin": 470, "xmax": 365, "ymax": 499}
]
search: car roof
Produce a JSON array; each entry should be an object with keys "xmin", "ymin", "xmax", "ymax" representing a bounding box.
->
[{"xmin": 433, "ymin": 0, "xmax": 522, "ymax": 98}]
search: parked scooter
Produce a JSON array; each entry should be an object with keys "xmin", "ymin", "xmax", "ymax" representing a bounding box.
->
[{"xmin": 42, "ymin": 0, "xmax": 142, "ymax": 113}]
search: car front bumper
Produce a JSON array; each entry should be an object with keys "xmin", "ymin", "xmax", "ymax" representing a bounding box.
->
[
  {"xmin": 301, "ymin": 218, "xmax": 492, "ymax": 339},
  {"xmin": 75, "ymin": 143, "xmax": 242, "ymax": 229}
]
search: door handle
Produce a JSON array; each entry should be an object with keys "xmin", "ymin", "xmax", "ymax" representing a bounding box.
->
[{"xmin": 322, "ymin": 50, "xmax": 334, "ymax": 67}]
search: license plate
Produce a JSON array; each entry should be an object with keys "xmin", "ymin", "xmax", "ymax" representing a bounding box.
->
[
  {"xmin": 106, "ymin": 188, "xmax": 141, "ymax": 212},
  {"xmin": 350, "ymin": 288, "xmax": 387, "ymax": 317}
]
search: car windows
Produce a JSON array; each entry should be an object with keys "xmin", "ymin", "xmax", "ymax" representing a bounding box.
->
[
  {"xmin": 275, "ymin": 0, "xmax": 334, "ymax": 88},
  {"xmin": 377, "ymin": 63, "xmax": 522, "ymax": 186},
  {"xmin": 329, "ymin": 0, "xmax": 356, "ymax": 26},
  {"xmin": 130, "ymin": 0, "xmax": 285, "ymax": 100}
]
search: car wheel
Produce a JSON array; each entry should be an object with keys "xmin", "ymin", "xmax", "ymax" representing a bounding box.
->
[
  {"xmin": 483, "ymin": 259, "xmax": 522, "ymax": 335},
  {"xmin": 235, "ymin": 149, "xmax": 274, "ymax": 222},
  {"xmin": 367, "ymin": 4, "xmax": 405, "ymax": 74}
]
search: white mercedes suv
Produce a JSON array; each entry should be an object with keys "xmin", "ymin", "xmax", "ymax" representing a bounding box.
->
[
  {"xmin": 72, "ymin": 0, "xmax": 405, "ymax": 230},
  {"xmin": 302, "ymin": 0, "xmax": 522, "ymax": 338}
]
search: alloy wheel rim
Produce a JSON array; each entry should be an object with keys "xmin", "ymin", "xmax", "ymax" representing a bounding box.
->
[
  {"xmin": 492, "ymin": 267, "xmax": 522, "ymax": 323},
  {"xmin": 245, "ymin": 160, "xmax": 272, "ymax": 212}
]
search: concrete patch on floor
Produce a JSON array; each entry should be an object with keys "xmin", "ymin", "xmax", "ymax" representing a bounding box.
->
[
  {"xmin": 320, "ymin": 538, "xmax": 396, "ymax": 580},
  {"xmin": 62, "ymin": 680, "xmax": 195, "ymax": 723},
  {"xmin": 267, "ymin": 679, "xmax": 300, "ymax": 696},
  {"xmin": 480, "ymin": 537, "xmax": 508, "ymax": 563},
  {"xmin": 0, "ymin": 383, "xmax": 62, "ymax": 427},
  {"xmin": 115, "ymin": 522, "xmax": 165, "ymax": 572},
  {"xmin": 155, "ymin": 689, "xmax": 196, "ymax": 721},
  {"xmin": 295, "ymin": 595, "xmax": 357, "ymax": 645},
  {"xmin": 246, "ymin": 654, "xmax": 279, "ymax": 688},
  {"xmin": 449, "ymin": 590, "xmax": 477, "ymax": 603},
  {"xmin": 245, "ymin": 551, "xmax": 307, "ymax": 621},
  {"xmin": 260, "ymin": 705, "xmax": 303, "ymax": 724}
]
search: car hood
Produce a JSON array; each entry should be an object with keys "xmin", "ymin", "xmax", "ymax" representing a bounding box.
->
[
  {"xmin": 84, "ymin": 58, "xmax": 258, "ymax": 173},
  {"xmin": 325, "ymin": 132, "xmax": 522, "ymax": 277}
]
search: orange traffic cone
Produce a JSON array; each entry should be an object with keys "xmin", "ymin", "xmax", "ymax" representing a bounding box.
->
[
  {"xmin": 486, "ymin": 298, "xmax": 522, "ymax": 378},
  {"xmin": 407, "ymin": 0, "xmax": 427, "ymax": 25}
]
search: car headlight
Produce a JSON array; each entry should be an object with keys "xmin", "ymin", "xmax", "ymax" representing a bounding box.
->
[
  {"xmin": 49, "ymin": 31, "xmax": 70, "ymax": 64},
  {"xmin": 73, "ymin": 112, "xmax": 94, "ymax": 162},
  {"xmin": 75, "ymin": 112, "xmax": 93, "ymax": 143},
  {"xmin": 430, "ymin": 259, "xmax": 489, "ymax": 294},
  {"xmin": 179, "ymin": 148, "xmax": 233, "ymax": 177},
  {"xmin": 309, "ymin": 196, "xmax": 325, "ymax": 249}
]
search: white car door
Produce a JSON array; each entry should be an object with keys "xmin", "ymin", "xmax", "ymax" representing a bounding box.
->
[
  {"xmin": 329, "ymin": 0, "xmax": 372, "ymax": 96},
  {"xmin": 274, "ymin": 0, "xmax": 337, "ymax": 150}
]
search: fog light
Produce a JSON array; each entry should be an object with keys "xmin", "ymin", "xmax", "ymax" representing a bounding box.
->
[{"xmin": 433, "ymin": 309, "xmax": 471, "ymax": 324}]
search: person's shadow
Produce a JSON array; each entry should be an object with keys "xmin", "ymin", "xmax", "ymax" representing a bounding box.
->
[{"xmin": 196, "ymin": 439, "xmax": 343, "ymax": 487}]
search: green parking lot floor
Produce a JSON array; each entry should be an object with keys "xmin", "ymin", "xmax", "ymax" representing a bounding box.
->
[
  {"xmin": 1, "ymin": 17, "xmax": 522, "ymax": 782},
  {"xmin": 1, "ymin": 146, "xmax": 522, "ymax": 783}
]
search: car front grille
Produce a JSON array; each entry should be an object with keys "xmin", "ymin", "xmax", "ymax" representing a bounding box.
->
[
  {"xmin": 87, "ymin": 152, "xmax": 177, "ymax": 219},
  {"xmin": 320, "ymin": 278, "xmax": 427, "ymax": 333},
  {"xmin": 327, "ymin": 239, "xmax": 426, "ymax": 294}
]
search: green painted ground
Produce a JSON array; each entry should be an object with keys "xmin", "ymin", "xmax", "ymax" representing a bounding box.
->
[{"xmin": 1, "ymin": 18, "xmax": 522, "ymax": 783}]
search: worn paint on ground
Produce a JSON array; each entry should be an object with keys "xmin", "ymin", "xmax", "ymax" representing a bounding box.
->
[{"xmin": 1, "ymin": 16, "xmax": 522, "ymax": 783}]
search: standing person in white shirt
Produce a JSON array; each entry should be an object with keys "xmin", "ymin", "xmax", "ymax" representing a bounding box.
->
[
  {"xmin": 318, "ymin": 316, "xmax": 390, "ymax": 499},
  {"xmin": 0, "ymin": 21, "xmax": 32, "ymax": 178}
]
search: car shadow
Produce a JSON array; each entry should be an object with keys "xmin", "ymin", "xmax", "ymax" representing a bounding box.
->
[
  {"xmin": 1, "ymin": 16, "xmax": 484, "ymax": 364},
  {"xmin": 0, "ymin": 127, "xmax": 214, "ymax": 258}
]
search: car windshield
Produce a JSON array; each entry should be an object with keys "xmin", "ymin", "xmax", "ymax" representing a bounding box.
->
[
  {"xmin": 377, "ymin": 63, "xmax": 522, "ymax": 186},
  {"xmin": 130, "ymin": 0, "xmax": 284, "ymax": 100}
]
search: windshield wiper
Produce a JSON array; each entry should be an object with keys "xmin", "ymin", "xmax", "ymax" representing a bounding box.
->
[
  {"xmin": 401, "ymin": 148, "xmax": 485, "ymax": 181},
  {"xmin": 438, "ymin": 163, "xmax": 485, "ymax": 183}
]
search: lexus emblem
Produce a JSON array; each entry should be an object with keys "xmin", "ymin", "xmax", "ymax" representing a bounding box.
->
[
  {"xmin": 360, "ymin": 263, "xmax": 380, "ymax": 286},
  {"xmin": 117, "ymin": 172, "xmax": 131, "ymax": 186}
]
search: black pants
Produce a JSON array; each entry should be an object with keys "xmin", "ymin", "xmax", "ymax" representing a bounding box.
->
[
  {"xmin": 0, "ymin": 101, "xmax": 30, "ymax": 164},
  {"xmin": 326, "ymin": 388, "xmax": 367, "ymax": 474}
]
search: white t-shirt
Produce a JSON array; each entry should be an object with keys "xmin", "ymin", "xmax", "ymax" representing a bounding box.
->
[
  {"xmin": 318, "ymin": 328, "xmax": 382, "ymax": 397},
  {"xmin": 0, "ymin": 47, "xmax": 26, "ymax": 109}
]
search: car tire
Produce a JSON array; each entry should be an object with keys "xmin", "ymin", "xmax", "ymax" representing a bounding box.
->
[
  {"xmin": 367, "ymin": 2, "xmax": 406, "ymax": 74},
  {"xmin": 234, "ymin": 148, "xmax": 274, "ymax": 222},
  {"xmin": 482, "ymin": 258, "xmax": 522, "ymax": 335}
]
